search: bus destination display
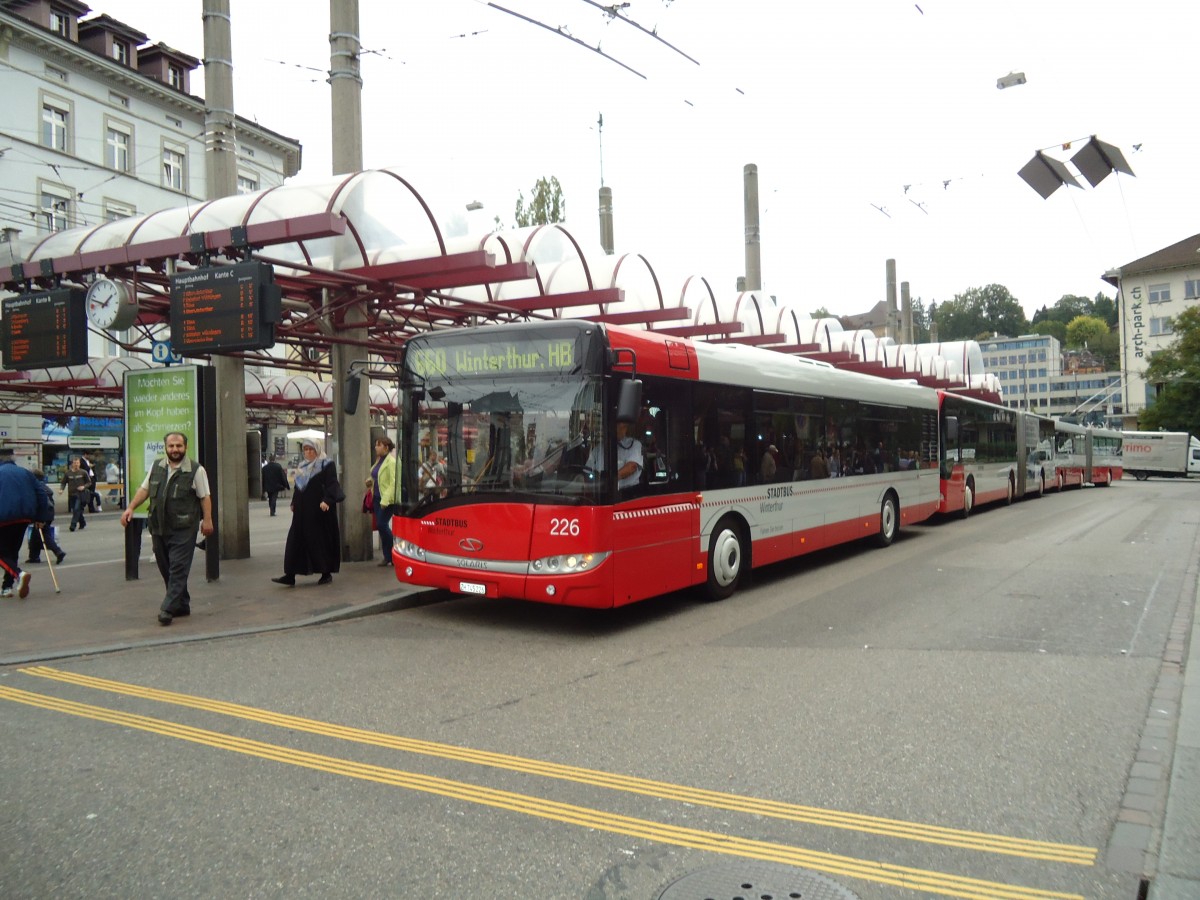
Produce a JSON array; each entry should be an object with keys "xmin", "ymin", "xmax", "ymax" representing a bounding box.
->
[
  {"xmin": 169, "ymin": 261, "xmax": 279, "ymax": 355},
  {"xmin": 1, "ymin": 287, "xmax": 88, "ymax": 370}
]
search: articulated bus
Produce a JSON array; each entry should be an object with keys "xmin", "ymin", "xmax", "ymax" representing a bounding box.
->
[
  {"xmin": 389, "ymin": 319, "xmax": 942, "ymax": 607},
  {"xmin": 1019, "ymin": 411, "xmax": 1055, "ymax": 498},
  {"xmin": 1052, "ymin": 421, "xmax": 1122, "ymax": 487},
  {"xmin": 936, "ymin": 391, "xmax": 1022, "ymax": 516}
]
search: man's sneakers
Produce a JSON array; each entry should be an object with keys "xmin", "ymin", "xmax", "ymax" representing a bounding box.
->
[
  {"xmin": 16, "ymin": 571, "xmax": 31, "ymax": 599},
  {"xmin": 55, "ymin": 551, "xmax": 66, "ymax": 565},
  {"xmin": 1, "ymin": 588, "xmax": 11, "ymax": 598}
]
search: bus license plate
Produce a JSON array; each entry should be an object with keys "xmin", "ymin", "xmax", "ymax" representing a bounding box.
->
[{"xmin": 459, "ymin": 581, "xmax": 486, "ymax": 596}]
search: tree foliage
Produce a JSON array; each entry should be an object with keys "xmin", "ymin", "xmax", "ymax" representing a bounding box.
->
[
  {"xmin": 1065, "ymin": 315, "xmax": 1110, "ymax": 349},
  {"xmin": 514, "ymin": 176, "xmax": 566, "ymax": 227},
  {"xmin": 1139, "ymin": 305, "xmax": 1200, "ymax": 434},
  {"xmin": 932, "ymin": 284, "xmax": 1028, "ymax": 341},
  {"xmin": 1031, "ymin": 292, "xmax": 1118, "ymax": 331},
  {"xmin": 1031, "ymin": 319, "xmax": 1066, "ymax": 343},
  {"xmin": 810, "ymin": 306, "xmax": 832, "ymax": 319}
]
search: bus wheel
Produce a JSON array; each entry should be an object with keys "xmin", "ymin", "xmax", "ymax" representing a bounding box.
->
[
  {"xmin": 1037, "ymin": 474, "xmax": 1045, "ymax": 497},
  {"xmin": 1005, "ymin": 476, "xmax": 1015, "ymax": 505},
  {"xmin": 876, "ymin": 493, "xmax": 898, "ymax": 547},
  {"xmin": 1134, "ymin": 471, "xmax": 1149, "ymax": 481},
  {"xmin": 1056, "ymin": 472, "xmax": 1064, "ymax": 491},
  {"xmin": 705, "ymin": 517, "xmax": 743, "ymax": 601},
  {"xmin": 961, "ymin": 480, "xmax": 974, "ymax": 519}
]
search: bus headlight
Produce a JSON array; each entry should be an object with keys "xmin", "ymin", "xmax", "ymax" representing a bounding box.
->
[
  {"xmin": 396, "ymin": 539, "xmax": 426, "ymax": 562},
  {"xmin": 529, "ymin": 551, "xmax": 608, "ymax": 575}
]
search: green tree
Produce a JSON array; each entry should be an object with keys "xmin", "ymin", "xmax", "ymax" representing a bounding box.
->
[
  {"xmin": 933, "ymin": 284, "xmax": 1028, "ymax": 340},
  {"xmin": 1093, "ymin": 292, "xmax": 1117, "ymax": 329},
  {"xmin": 1031, "ymin": 319, "xmax": 1066, "ymax": 343},
  {"xmin": 1065, "ymin": 315, "xmax": 1110, "ymax": 349},
  {"xmin": 909, "ymin": 296, "xmax": 931, "ymax": 343},
  {"xmin": 810, "ymin": 306, "xmax": 833, "ymax": 319},
  {"xmin": 514, "ymin": 176, "xmax": 566, "ymax": 227},
  {"xmin": 1139, "ymin": 305, "xmax": 1200, "ymax": 433}
]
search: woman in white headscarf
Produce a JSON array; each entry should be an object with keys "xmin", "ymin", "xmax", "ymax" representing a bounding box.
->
[{"xmin": 273, "ymin": 437, "xmax": 344, "ymax": 586}]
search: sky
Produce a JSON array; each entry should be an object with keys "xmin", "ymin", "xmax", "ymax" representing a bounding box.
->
[{"xmin": 93, "ymin": 0, "xmax": 1200, "ymax": 322}]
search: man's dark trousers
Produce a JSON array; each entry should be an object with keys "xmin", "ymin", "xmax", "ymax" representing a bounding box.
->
[{"xmin": 152, "ymin": 525, "xmax": 199, "ymax": 615}]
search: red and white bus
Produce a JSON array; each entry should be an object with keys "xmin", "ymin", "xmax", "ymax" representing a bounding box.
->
[
  {"xmin": 1052, "ymin": 421, "xmax": 1122, "ymax": 487},
  {"xmin": 1088, "ymin": 427, "xmax": 1123, "ymax": 485},
  {"xmin": 388, "ymin": 320, "xmax": 942, "ymax": 607},
  {"xmin": 936, "ymin": 391, "xmax": 1021, "ymax": 516}
]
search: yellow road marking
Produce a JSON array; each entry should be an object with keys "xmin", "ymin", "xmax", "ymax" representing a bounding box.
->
[
  {"xmin": 0, "ymin": 684, "xmax": 1082, "ymax": 900},
  {"xmin": 22, "ymin": 666, "xmax": 1095, "ymax": 865}
]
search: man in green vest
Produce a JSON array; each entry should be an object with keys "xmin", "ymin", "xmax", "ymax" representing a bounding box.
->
[{"xmin": 120, "ymin": 432, "xmax": 214, "ymax": 626}]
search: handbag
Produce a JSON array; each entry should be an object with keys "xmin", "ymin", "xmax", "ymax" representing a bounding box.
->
[{"xmin": 362, "ymin": 489, "xmax": 374, "ymax": 514}]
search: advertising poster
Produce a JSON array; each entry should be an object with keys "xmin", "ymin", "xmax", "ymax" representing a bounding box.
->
[{"xmin": 122, "ymin": 367, "xmax": 200, "ymax": 518}]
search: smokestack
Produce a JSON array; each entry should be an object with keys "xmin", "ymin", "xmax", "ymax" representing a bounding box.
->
[
  {"xmin": 900, "ymin": 281, "xmax": 912, "ymax": 344},
  {"xmin": 885, "ymin": 259, "xmax": 898, "ymax": 339},
  {"xmin": 743, "ymin": 163, "xmax": 761, "ymax": 291},
  {"xmin": 599, "ymin": 185, "xmax": 614, "ymax": 255}
]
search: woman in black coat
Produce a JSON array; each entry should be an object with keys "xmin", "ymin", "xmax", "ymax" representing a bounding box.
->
[{"xmin": 272, "ymin": 438, "xmax": 343, "ymax": 586}]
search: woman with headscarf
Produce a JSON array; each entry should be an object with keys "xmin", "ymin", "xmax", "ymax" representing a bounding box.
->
[{"xmin": 272, "ymin": 437, "xmax": 344, "ymax": 586}]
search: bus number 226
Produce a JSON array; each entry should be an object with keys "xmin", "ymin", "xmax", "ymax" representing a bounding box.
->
[{"xmin": 550, "ymin": 518, "xmax": 580, "ymax": 536}]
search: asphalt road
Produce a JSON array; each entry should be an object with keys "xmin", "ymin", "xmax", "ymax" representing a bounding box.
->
[{"xmin": 1, "ymin": 478, "xmax": 1194, "ymax": 900}]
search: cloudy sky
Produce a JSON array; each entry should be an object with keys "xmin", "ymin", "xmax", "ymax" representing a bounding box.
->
[{"xmin": 97, "ymin": 0, "xmax": 1198, "ymax": 320}]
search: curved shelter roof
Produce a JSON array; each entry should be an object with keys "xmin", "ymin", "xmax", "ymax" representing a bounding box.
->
[{"xmin": 2, "ymin": 167, "xmax": 1002, "ymax": 411}]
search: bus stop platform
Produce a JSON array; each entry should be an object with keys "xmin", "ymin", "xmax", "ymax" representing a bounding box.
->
[{"xmin": 0, "ymin": 500, "xmax": 437, "ymax": 667}]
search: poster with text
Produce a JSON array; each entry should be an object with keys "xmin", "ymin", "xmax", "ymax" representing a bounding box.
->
[{"xmin": 122, "ymin": 367, "xmax": 200, "ymax": 518}]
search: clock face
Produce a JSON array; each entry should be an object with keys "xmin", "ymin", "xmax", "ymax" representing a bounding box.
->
[{"xmin": 86, "ymin": 278, "xmax": 137, "ymax": 329}]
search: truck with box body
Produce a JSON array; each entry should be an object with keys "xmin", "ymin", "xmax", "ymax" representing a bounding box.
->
[{"xmin": 1120, "ymin": 431, "xmax": 1200, "ymax": 479}]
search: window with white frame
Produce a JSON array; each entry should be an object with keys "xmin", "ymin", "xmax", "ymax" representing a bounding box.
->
[
  {"xmin": 1150, "ymin": 316, "xmax": 1173, "ymax": 336},
  {"xmin": 49, "ymin": 9, "xmax": 69, "ymax": 37},
  {"xmin": 111, "ymin": 40, "xmax": 129, "ymax": 65},
  {"xmin": 1186, "ymin": 279, "xmax": 1200, "ymax": 300},
  {"xmin": 109, "ymin": 91, "xmax": 129, "ymax": 108},
  {"xmin": 162, "ymin": 145, "xmax": 186, "ymax": 191},
  {"xmin": 168, "ymin": 65, "xmax": 184, "ymax": 89},
  {"xmin": 45, "ymin": 65, "xmax": 68, "ymax": 82},
  {"xmin": 38, "ymin": 183, "xmax": 72, "ymax": 233},
  {"xmin": 106, "ymin": 121, "xmax": 132, "ymax": 172},
  {"xmin": 103, "ymin": 200, "xmax": 136, "ymax": 222},
  {"xmin": 237, "ymin": 173, "xmax": 258, "ymax": 194},
  {"xmin": 41, "ymin": 100, "xmax": 69, "ymax": 151},
  {"xmin": 1149, "ymin": 283, "xmax": 1171, "ymax": 304}
]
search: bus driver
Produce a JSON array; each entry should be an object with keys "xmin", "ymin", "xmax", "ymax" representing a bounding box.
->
[{"xmin": 588, "ymin": 420, "xmax": 643, "ymax": 490}]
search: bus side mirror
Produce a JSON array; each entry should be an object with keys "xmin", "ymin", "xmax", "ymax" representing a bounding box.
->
[
  {"xmin": 343, "ymin": 368, "xmax": 363, "ymax": 415},
  {"xmin": 944, "ymin": 415, "xmax": 959, "ymax": 443},
  {"xmin": 616, "ymin": 378, "xmax": 642, "ymax": 423}
]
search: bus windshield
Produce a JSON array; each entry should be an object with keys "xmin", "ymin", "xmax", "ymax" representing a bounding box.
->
[{"xmin": 402, "ymin": 323, "xmax": 610, "ymax": 505}]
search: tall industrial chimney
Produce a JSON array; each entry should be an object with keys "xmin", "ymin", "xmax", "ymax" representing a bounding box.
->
[
  {"xmin": 885, "ymin": 259, "xmax": 898, "ymax": 339},
  {"xmin": 743, "ymin": 164, "xmax": 761, "ymax": 291},
  {"xmin": 599, "ymin": 185, "xmax": 614, "ymax": 255}
]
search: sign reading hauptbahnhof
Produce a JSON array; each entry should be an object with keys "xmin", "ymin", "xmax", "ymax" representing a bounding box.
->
[
  {"xmin": 0, "ymin": 287, "xmax": 88, "ymax": 370},
  {"xmin": 169, "ymin": 260, "xmax": 280, "ymax": 355}
]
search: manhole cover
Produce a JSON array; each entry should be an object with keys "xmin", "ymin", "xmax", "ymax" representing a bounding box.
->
[{"xmin": 657, "ymin": 861, "xmax": 860, "ymax": 900}]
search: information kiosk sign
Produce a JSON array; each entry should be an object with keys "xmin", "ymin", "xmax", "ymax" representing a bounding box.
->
[
  {"xmin": 0, "ymin": 287, "xmax": 88, "ymax": 370},
  {"xmin": 169, "ymin": 261, "xmax": 279, "ymax": 355}
]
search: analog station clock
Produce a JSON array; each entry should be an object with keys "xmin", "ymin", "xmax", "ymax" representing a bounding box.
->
[{"xmin": 85, "ymin": 277, "xmax": 138, "ymax": 330}]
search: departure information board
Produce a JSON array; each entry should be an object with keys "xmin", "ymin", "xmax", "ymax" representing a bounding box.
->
[
  {"xmin": 1, "ymin": 287, "xmax": 88, "ymax": 370},
  {"xmin": 169, "ymin": 261, "xmax": 279, "ymax": 355}
]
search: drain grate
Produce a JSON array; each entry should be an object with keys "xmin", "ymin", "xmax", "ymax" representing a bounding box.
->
[{"xmin": 656, "ymin": 861, "xmax": 860, "ymax": 900}]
